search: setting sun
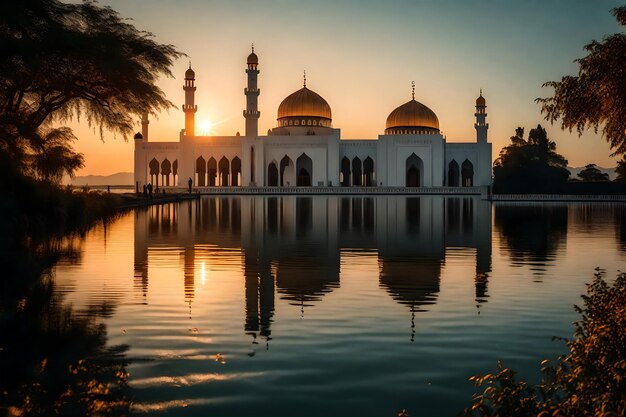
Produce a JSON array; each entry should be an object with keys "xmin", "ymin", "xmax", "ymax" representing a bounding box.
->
[{"xmin": 200, "ymin": 119, "xmax": 212, "ymax": 135}]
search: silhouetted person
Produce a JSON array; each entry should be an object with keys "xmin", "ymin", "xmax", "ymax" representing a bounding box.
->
[
  {"xmin": 188, "ymin": 177, "xmax": 192, "ymax": 194},
  {"xmin": 142, "ymin": 184, "xmax": 147, "ymax": 197},
  {"xmin": 147, "ymin": 183, "xmax": 153, "ymax": 198}
]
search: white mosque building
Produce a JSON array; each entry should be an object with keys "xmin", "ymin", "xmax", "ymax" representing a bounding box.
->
[{"xmin": 133, "ymin": 48, "xmax": 492, "ymax": 190}]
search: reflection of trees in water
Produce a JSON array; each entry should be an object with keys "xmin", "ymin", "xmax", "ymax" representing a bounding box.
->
[
  {"xmin": 495, "ymin": 204, "xmax": 568, "ymax": 268},
  {"xmin": 569, "ymin": 203, "xmax": 626, "ymax": 252},
  {"xmin": 617, "ymin": 210, "xmax": 626, "ymax": 252},
  {"xmin": 0, "ymin": 239, "xmax": 130, "ymax": 416},
  {"xmin": 379, "ymin": 257, "xmax": 441, "ymax": 341}
]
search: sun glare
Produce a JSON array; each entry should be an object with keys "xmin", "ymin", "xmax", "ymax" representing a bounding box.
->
[{"xmin": 200, "ymin": 120, "xmax": 212, "ymax": 135}]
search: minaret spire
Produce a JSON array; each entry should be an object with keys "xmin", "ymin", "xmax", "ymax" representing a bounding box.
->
[
  {"xmin": 244, "ymin": 45, "xmax": 260, "ymax": 137},
  {"xmin": 182, "ymin": 64, "xmax": 197, "ymax": 136},
  {"xmin": 474, "ymin": 89, "xmax": 488, "ymax": 143},
  {"xmin": 141, "ymin": 112, "xmax": 149, "ymax": 141},
  {"xmin": 411, "ymin": 81, "xmax": 415, "ymax": 100},
  {"xmin": 303, "ymin": 70, "xmax": 306, "ymax": 88}
]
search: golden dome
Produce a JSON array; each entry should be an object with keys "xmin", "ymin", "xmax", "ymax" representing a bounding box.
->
[
  {"xmin": 385, "ymin": 99, "xmax": 439, "ymax": 132},
  {"xmin": 277, "ymin": 87, "xmax": 332, "ymax": 121}
]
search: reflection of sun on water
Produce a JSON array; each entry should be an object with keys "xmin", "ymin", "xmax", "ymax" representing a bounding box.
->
[
  {"xmin": 200, "ymin": 261, "xmax": 207, "ymax": 285},
  {"xmin": 200, "ymin": 120, "xmax": 212, "ymax": 135}
]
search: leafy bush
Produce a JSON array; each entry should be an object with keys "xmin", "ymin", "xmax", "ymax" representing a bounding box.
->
[{"xmin": 463, "ymin": 270, "xmax": 626, "ymax": 416}]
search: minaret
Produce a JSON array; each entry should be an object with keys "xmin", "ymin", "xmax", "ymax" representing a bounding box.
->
[
  {"xmin": 474, "ymin": 90, "xmax": 488, "ymax": 143},
  {"xmin": 182, "ymin": 63, "xmax": 197, "ymax": 136},
  {"xmin": 141, "ymin": 112, "xmax": 149, "ymax": 141},
  {"xmin": 244, "ymin": 45, "xmax": 260, "ymax": 137}
]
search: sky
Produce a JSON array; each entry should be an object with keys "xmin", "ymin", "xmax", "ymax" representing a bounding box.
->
[{"xmin": 66, "ymin": 0, "xmax": 624, "ymax": 175}]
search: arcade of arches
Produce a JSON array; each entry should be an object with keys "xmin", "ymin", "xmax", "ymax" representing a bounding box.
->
[{"xmin": 145, "ymin": 154, "xmax": 475, "ymax": 188}]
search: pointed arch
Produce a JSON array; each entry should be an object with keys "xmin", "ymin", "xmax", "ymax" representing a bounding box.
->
[
  {"xmin": 231, "ymin": 156, "xmax": 241, "ymax": 186},
  {"xmin": 296, "ymin": 153, "xmax": 313, "ymax": 186},
  {"xmin": 448, "ymin": 160, "xmax": 459, "ymax": 187},
  {"xmin": 280, "ymin": 155, "xmax": 294, "ymax": 186},
  {"xmin": 208, "ymin": 157, "xmax": 217, "ymax": 186},
  {"xmin": 364, "ymin": 156, "xmax": 374, "ymax": 186},
  {"xmin": 161, "ymin": 158, "xmax": 172, "ymax": 186},
  {"xmin": 149, "ymin": 158, "xmax": 159, "ymax": 187},
  {"xmin": 340, "ymin": 156, "xmax": 350, "ymax": 186},
  {"xmin": 461, "ymin": 159, "xmax": 474, "ymax": 187},
  {"xmin": 352, "ymin": 156, "xmax": 362, "ymax": 186},
  {"xmin": 405, "ymin": 153, "xmax": 422, "ymax": 187},
  {"xmin": 250, "ymin": 147, "xmax": 255, "ymax": 184},
  {"xmin": 219, "ymin": 156, "xmax": 229, "ymax": 186},
  {"xmin": 195, "ymin": 156, "xmax": 206, "ymax": 186},
  {"xmin": 172, "ymin": 159, "xmax": 178, "ymax": 186},
  {"xmin": 267, "ymin": 161, "xmax": 278, "ymax": 186}
]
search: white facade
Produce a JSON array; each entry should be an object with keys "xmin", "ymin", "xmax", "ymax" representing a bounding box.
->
[{"xmin": 133, "ymin": 50, "xmax": 492, "ymax": 191}]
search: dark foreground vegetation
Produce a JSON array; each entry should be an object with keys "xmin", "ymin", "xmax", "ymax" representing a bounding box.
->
[
  {"xmin": 0, "ymin": 216, "xmax": 132, "ymax": 416},
  {"xmin": 462, "ymin": 270, "xmax": 626, "ymax": 417}
]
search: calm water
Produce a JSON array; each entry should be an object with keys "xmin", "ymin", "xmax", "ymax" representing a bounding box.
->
[{"xmin": 4, "ymin": 196, "xmax": 626, "ymax": 416}]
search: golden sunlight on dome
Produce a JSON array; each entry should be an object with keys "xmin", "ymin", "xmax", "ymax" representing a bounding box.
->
[
  {"xmin": 276, "ymin": 75, "xmax": 332, "ymax": 128},
  {"xmin": 385, "ymin": 99, "xmax": 439, "ymax": 134}
]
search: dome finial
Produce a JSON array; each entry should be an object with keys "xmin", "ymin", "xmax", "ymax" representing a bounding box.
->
[
  {"xmin": 251, "ymin": 43, "xmax": 254, "ymax": 53},
  {"xmin": 411, "ymin": 81, "xmax": 415, "ymax": 100},
  {"xmin": 189, "ymin": 60, "xmax": 191, "ymax": 69},
  {"xmin": 303, "ymin": 70, "xmax": 307, "ymax": 88},
  {"xmin": 480, "ymin": 88, "xmax": 482, "ymax": 96}
]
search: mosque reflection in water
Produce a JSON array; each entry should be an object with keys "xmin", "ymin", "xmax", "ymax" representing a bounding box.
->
[{"xmin": 133, "ymin": 196, "xmax": 492, "ymax": 343}]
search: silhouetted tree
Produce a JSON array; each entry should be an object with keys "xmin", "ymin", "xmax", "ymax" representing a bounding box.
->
[
  {"xmin": 537, "ymin": 6, "xmax": 626, "ymax": 156},
  {"xmin": 577, "ymin": 163, "xmax": 610, "ymax": 181},
  {"xmin": 0, "ymin": 0, "xmax": 182, "ymax": 181},
  {"xmin": 493, "ymin": 125, "xmax": 570, "ymax": 193},
  {"xmin": 616, "ymin": 157, "xmax": 626, "ymax": 182}
]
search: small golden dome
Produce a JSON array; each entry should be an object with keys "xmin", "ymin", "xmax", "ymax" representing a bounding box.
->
[
  {"xmin": 385, "ymin": 99, "xmax": 439, "ymax": 132},
  {"xmin": 476, "ymin": 92, "xmax": 486, "ymax": 107},
  {"xmin": 247, "ymin": 52, "xmax": 258, "ymax": 65},
  {"xmin": 277, "ymin": 87, "xmax": 332, "ymax": 121}
]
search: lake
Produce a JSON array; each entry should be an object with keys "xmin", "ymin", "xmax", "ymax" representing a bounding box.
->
[{"xmin": 4, "ymin": 196, "xmax": 625, "ymax": 416}]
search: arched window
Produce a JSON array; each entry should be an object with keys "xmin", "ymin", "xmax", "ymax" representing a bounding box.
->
[
  {"xmin": 267, "ymin": 162, "xmax": 278, "ymax": 186},
  {"xmin": 208, "ymin": 157, "xmax": 217, "ymax": 186},
  {"xmin": 280, "ymin": 155, "xmax": 294, "ymax": 186},
  {"xmin": 448, "ymin": 160, "xmax": 459, "ymax": 186},
  {"xmin": 231, "ymin": 156, "xmax": 241, "ymax": 186},
  {"xmin": 218, "ymin": 156, "xmax": 229, "ymax": 186},
  {"xmin": 352, "ymin": 156, "xmax": 362, "ymax": 186},
  {"xmin": 161, "ymin": 158, "xmax": 172, "ymax": 186},
  {"xmin": 364, "ymin": 156, "xmax": 374, "ymax": 186},
  {"xmin": 461, "ymin": 159, "xmax": 474, "ymax": 187},
  {"xmin": 405, "ymin": 153, "xmax": 423, "ymax": 187},
  {"xmin": 296, "ymin": 153, "xmax": 313, "ymax": 186},
  {"xmin": 195, "ymin": 156, "xmax": 206, "ymax": 186},
  {"xmin": 149, "ymin": 158, "xmax": 160, "ymax": 187},
  {"xmin": 340, "ymin": 156, "xmax": 350, "ymax": 186}
]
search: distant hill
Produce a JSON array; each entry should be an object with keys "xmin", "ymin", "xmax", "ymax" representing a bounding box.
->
[
  {"xmin": 68, "ymin": 172, "xmax": 134, "ymax": 186},
  {"xmin": 567, "ymin": 166, "xmax": 616, "ymax": 181}
]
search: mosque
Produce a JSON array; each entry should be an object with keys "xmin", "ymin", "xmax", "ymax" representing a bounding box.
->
[{"xmin": 133, "ymin": 48, "xmax": 492, "ymax": 190}]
